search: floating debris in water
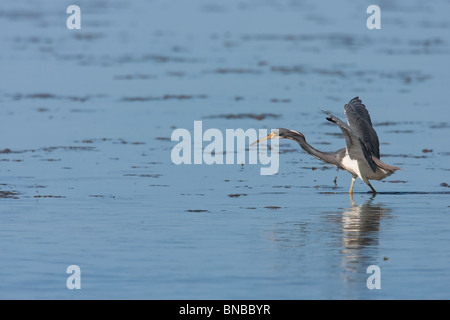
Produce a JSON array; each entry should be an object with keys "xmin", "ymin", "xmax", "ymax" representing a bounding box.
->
[
  {"xmin": 120, "ymin": 94, "xmax": 207, "ymax": 102},
  {"xmin": 205, "ymin": 113, "xmax": 279, "ymax": 121},
  {"xmin": 114, "ymin": 74, "xmax": 155, "ymax": 80},
  {"xmin": 11, "ymin": 92, "xmax": 104, "ymax": 102},
  {"xmin": 228, "ymin": 193, "xmax": 248, "ymax": 198},
  {"xmin": 0, "ymin": 190, "xmax": 20, "ymax": 199},
  {"xmin": 210, "ymin": 68, "xmax": 261, "ymax": 74},
  {"xmin": 33, "ymin": 195, "xmax": 65, "ymax": 198},
  {"xmin": 270, "ymin": 98, "xmax": 291, "ymax": 103},
  {"xmin": 123, "ymin": 174, "xmax": 162, "ymax": 178},
  {"xmin": 387, "ymin": 180, "xmax": 408, "ymax": 184}
]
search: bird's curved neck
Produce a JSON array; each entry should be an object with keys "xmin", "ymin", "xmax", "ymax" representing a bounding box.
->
[{"xmin": 289, "ymin": 134, "xmax": 341, "ymax": 168}]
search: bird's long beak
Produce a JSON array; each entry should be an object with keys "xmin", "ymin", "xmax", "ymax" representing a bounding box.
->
[{"xmin": 250, "ymin": 131, "xmax": 277, "ymax": 146}]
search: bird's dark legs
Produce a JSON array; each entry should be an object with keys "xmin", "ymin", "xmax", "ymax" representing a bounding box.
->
[
  {"xmin": 349, "ymin": 176, "xmax": 359, "ymax": 205},
  {"xmin": 367, "ymin": 182, "xmax": 377, "ymax": 194},
  {"xmin": 349, "ymin": 175, "xmax": 357, "ymax": 194},
  {"xmin": 349, "ymin": 175, "xmax": 377, "ymax": 194}
]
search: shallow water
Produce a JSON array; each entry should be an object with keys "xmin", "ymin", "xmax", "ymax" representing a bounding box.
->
[{"xmin": 0, "ymin": 0, "xmax": 449, "ymax": 299}]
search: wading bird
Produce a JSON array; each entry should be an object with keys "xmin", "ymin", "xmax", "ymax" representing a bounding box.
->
[{"xmin": 253, "ymin": 97, "xmax": 400, "ymax": 194}]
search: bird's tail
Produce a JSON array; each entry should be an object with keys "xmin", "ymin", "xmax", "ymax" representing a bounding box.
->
[{"xmin": 372, "ymin": 156, "xmax": 401, "ymax": 176}]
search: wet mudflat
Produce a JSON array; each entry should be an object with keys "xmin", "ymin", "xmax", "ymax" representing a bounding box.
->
[{"xmin": 0, "ymin": 1, "xmax": 449, "ymax": 299}]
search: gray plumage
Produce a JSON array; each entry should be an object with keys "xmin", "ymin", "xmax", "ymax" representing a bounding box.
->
[
  {"xmin": 344, "ymin": 97, "xmax": 380, "ymax": 159},
  {"xmin": 253, "ymin": 97, "xmax": 400, "ymax": 194}
]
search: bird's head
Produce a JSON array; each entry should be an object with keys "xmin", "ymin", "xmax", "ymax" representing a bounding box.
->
[{"xmin": 251, "ymin": 128, "xmax": 305, "ymax": 146}]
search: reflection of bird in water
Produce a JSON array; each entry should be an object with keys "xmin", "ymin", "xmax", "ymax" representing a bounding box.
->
[
  {"xmin": 338, "ymin": 195, "xmax": 392, "ymax": 275},
  {"xmin": 267, "ymin": 196, "xmax": 392, "ymax": 285},
  {"xmin": 253, "ymin": 97, "xmax": 400, "ymax": 193},
  {"xmin": 342, "ymin": 195, "xmax": 386, "ymax": 248}
]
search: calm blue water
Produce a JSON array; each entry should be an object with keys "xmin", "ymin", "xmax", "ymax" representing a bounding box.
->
[{"xmin": 0, "ymin": 0, "xmax": 449, "ymax": 299}]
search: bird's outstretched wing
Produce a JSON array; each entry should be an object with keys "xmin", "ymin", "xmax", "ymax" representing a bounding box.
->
[
  {"xmin": 344, "ymin": 97, "xmax": 380, "ymax": 159},
  {"xmin": 324, "ymin": 111, "xmax": 376, "ymax": 173}
]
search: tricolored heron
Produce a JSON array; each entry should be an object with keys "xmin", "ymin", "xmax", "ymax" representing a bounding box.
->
[{"xmin": 253, "ymin": 97, "xmax": 400, "ymax": 194}]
